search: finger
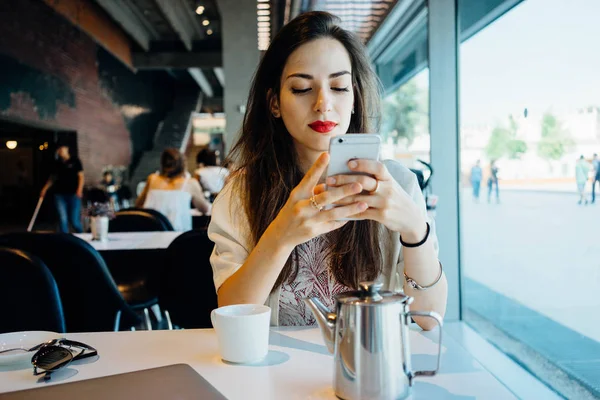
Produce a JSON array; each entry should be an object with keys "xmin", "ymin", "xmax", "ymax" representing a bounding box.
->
[
  {"xmin": 313, "ymin": 183, "xmax": 327, "ymax": 196},
  {"xmin": 316, "ymin": 201, "xmax": 368, "ymax": 223},
  {"xmin": 326, "ymin": 174, "xmax": 378, "ymax": 192},
  {"xmin": 332, "ymin": 194, "xmax": 384, "ymax": 208},
  {"xmin": 347, "ymin": 159, "xmax": 391, "ymax": 181},
  {"xmin": 298, "ymin": 153, "xmax": 330, "ymax": 194},
  {"xmin": 314, "ymin": 182, "xmax": 363, "ymax": 206},
  {"xmin": 347, "ymin": 208, "xmax": 381, "ymax": 223}
]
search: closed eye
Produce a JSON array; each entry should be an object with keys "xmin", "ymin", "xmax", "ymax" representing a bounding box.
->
[
  {"xmin": 291, "ymin": 87, "xmax": 350, "ymax": 94},
  {"xmin": 291, "ymin": 88, "xmax": 311, "ymax": 94}
]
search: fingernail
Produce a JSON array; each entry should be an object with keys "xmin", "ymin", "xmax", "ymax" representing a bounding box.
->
[
  {"xmin": 348, "ymin": 160, "xmax": 358, "ymax": 169},
  {"xmin": 353, "ymin": 183, "xmax": 362, "ymax": 192},
  {"xmin": 359, "ymin": 202, "xmax": 367, "ymax": 211},
  {"xmin": 327, "ymin": 177, "xmax": 336, "ymax": 185}
]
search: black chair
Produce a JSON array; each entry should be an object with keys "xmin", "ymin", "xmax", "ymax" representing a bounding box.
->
[
  {"xmin": 0, "ymin": 233, "xmax": 143, "ymax": 332},
  {"xmin": 158, "ymin": 230, "xmax": 217, "ymax": 329},
  {"xmin": 120, "ymin": 208, "xmax": 174, "ymax": 231},
  {"xmin": 109, "ymin": 209, "xmax": 174, "ymax": 232},
  {"xmin": 106, "ymin": 208, "xmax": 173, "ymax": 311},
  {"xmin": 0, "ymin": 247, "xmax": 66, "ymax": 334},
  {"xmin": 192, "ymin": 215, "xmax": 211, "ymax": 231}
]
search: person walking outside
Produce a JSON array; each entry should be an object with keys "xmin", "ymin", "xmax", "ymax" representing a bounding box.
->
[
  {"xmin": 591, "ymin": 153, "xmax": 600, "ymax": 204},
  {"xmin": 470, "ymin": 160, "xmax": 483, "ymax": 202},
  {"xmin": 487, "ymin": 160, "xmax": 499, "ymax": 204},
  {"xmin": 575, "ymin": 155, "xmax": 591, "ymax": 205},
  {"xmin": 40, "ymin": 144, "xmax": 84, "ymax": 233}
]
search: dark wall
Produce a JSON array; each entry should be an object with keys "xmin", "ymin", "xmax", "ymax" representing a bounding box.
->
[
  {"xmin": 96, "ymin": 47, "xmax": 175, "ymax": 175},
  {"xmin": 0, "ymin": 0, "xmax": 175, "ymax": 182}
]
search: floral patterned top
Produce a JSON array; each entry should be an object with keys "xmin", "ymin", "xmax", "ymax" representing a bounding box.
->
[{"xmin": 278, "ymin": 235, "xmax": 352, "ymax": 326}]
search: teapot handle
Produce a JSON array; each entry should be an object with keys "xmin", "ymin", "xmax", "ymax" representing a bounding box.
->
[{"xmin": 406, "ymin": 310, "xmax": 443, "ymax": 385}]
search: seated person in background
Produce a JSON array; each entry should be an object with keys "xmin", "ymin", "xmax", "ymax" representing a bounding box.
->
[
  {"xmin": 136, "ymin": 148, "xmax": 211, "ymax": 231},
  {"xmin": 194, "ymin": 148, "xmax": 229, "ymax": 197},
  {"xmin": 100, "ymin": 170, "xmax": 116, "ymax": 189},
  {"xmin": 100, "ymin": 170, "xmax": 119, "ymax": 197}
]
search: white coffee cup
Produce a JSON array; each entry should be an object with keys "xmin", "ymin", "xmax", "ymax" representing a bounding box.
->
[{"xmin": 211, "ymin": 304, "xmax": 271, "ymax": 364}]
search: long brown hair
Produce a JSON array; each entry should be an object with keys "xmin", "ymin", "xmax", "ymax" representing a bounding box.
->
[{"xmin": 226, "ymin": 11, "xmax": 383, "ymax": 290}]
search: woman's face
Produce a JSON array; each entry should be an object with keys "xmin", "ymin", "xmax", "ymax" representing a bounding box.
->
[{"xmin": 276, "ymin": 38, "xmax": 354, "ymax": 165}]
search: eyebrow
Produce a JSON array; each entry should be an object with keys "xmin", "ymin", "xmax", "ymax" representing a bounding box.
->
[{"xmin": 285, "ymin": 70, "xmax": 351, "ymax": 81}]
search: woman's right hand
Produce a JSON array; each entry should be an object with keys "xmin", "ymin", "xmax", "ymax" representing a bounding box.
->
[{"xmin": 265, "ymin": 152, "xmax": 368, "ymax": 249}]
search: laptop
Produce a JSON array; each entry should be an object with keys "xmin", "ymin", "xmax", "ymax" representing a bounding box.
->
[{"xmin": 0, "ymin": 364, "xmax": 227, "ymax": 400}]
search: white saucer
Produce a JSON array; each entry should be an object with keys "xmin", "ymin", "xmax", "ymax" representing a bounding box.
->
[{"xmin": 0, "ymin": 331, "xmax": 60, "ymax": 366}]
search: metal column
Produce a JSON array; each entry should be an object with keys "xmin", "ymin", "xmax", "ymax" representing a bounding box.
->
[{"xmin": 428, "ymin": 0, "xmax": 461, "ymax": 320}]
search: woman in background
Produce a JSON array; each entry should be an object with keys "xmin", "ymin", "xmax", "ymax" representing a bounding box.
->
[{"xmin": 136, "ymin": 148, "xmax": 211, "ymax": 231}]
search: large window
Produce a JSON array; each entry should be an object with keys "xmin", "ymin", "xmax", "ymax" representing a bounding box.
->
[
  {"xmin": 380, "ymin": 70, "xmax": 430, "ymax": 165},
  {"xmin": 459, "ymin": 0, "xmax": 600, "ymax": 397},
  {"xmin": 376, "ymin": 2, "xmax": 431, "ymax": 177}
]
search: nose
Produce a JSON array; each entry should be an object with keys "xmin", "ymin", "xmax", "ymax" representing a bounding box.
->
[{"xmin": 313, "ymin": 88, "xmax": 333, "ymax": 113}]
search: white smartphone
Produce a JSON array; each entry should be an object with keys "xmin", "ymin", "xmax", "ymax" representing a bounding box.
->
[{"xmin": 324, "ymin": 134, "xmax": 381, "ymax": 218}]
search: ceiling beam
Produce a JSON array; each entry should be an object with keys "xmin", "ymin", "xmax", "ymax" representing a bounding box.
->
[
  {"xmin": 154, "ymin": 0, "xmax": 205, "ymax": 51},
  {"xmin": 132, "ymin": 52, "xmax": 222, "ymax": 69},
  {"xmin": 188, "ymin": 68, "xmax": 214, "ymax": 97},
  {"xmin": 94, "ymin": 0, "xmax": 158, "ymax": 51},
  {"xmin": 41, "ymin": 0, "xmax": 133, "ymax": 69}
]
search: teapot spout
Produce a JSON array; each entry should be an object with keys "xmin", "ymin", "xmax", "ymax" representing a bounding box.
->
[{"xmin": 304, "ymin": 297, "xmax": 337, "ymax": 354}]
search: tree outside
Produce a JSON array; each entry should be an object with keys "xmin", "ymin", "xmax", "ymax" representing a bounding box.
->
[
  {"xmin": 537, "ymin": 112, "xmax": 574, "ymax": 162},
  {"xmin": 380, "ymin": 80, "xmax": 428, "ymax": 146},
  {"xmin": 484, "ymin": 115, "xmax": 527, "ymax": 161}
]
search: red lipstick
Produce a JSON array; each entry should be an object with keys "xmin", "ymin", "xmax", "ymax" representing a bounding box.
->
[{"xmin": 308, "ymin": 120, "xmax": 337, "ymax": 133}]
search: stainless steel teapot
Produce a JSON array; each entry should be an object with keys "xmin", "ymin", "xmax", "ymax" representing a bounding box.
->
[{"xmin": 305, "ymin": 281, "xmax": 443, "ymax": 400}]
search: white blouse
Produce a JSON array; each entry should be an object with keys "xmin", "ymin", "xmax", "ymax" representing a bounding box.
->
[{"xmin": 207, "ymin": 159, "xmax": 439, "ymax": 325}]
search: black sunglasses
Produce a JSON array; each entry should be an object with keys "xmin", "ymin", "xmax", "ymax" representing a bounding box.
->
[{"xmin": 31, "ymin": 338, "xmax": 97, "ymax": 381}]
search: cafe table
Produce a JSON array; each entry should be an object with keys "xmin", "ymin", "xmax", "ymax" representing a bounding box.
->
[
  {"xmin": 0, "ymin": 325, "xmax": 517, "ymax": 399},
  {"xmin": 73, "ymin": 232, "xmax": 182, "ymax": 251}
]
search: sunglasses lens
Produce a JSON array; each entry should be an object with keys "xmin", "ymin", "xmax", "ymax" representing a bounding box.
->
[{"xmin": 33, "ymin": 346, "xmax": 73, "ymax": 372}]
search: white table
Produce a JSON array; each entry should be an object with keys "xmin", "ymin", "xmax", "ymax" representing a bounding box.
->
[
  {"xmin": 0, "ymin": 326, "xmax": 517, "ymax": 399},
  {"xmin": 73, "ymin": 232, "xmax": 182, "ymax": 251}
]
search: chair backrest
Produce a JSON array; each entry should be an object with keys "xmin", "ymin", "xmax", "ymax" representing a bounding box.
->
[
  {"xmin": 109, "ymin": 209, "xmax": 174, "ymax": 232},
  {"xmin": 121, "ymin": 208, "xmax": 174, "ymax": 231},
  {"xmin": 0, "ymin": 233, "xmax": 140, "ymax": 332},
  {"xmin": 158, "ymin": 230, "xmax": 217, "ymax": 328},
  {"xmin": 192, "ymin": 215, "xmax": 211, "ymax": 231},
  {"xmin": 0, "ymin": 247, "xmax": 66, "ymax": 334}
]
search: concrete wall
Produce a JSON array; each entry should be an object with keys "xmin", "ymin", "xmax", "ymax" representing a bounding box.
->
[{"xmin": 217, "ymin": 0, "xmax": 261, "ymax": 153}]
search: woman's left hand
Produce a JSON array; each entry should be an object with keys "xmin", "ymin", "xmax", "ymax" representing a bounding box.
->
[{"xmin": 323, "ymin": 159, "xmax": 427, "ymax": 241}]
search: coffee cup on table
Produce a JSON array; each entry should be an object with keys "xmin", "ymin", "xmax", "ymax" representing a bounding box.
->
[{"xmin": 211, "ymin": 304, "xmax": 271, "ymax": 364}]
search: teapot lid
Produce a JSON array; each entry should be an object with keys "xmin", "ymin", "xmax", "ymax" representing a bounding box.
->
[{"xmin": 336, "ymin": 281, "xmax": 413, "ymax": 306}]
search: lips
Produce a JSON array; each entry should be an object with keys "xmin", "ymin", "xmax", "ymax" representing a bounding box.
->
[{"xmin": 308, "ymin": 120, "xmax": 337, "ymax": 133}]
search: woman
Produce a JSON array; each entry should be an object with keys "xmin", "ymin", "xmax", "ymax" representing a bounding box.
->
[
  {"xmin": 208, "ymin": 12, "xmax": 447, "ymax": 329},
  {"xmin": 136, "ymin": 148, "xmax": 211, "ymax": 231}
]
